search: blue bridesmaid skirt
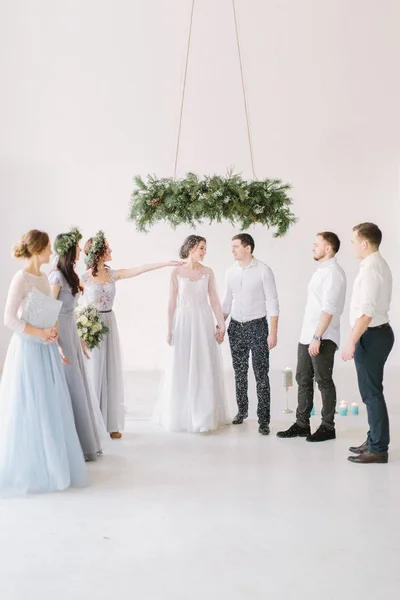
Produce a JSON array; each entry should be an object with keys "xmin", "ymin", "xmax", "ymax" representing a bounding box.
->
[{"xmin": 0, "ymin": 334, "xmax": 87, "ymax": 494}]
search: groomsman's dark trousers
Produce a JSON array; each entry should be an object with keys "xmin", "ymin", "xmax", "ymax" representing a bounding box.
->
[
  {"xmin": 296, "ymin": 340, "xmax": 337, "ymax": 429},
  {"xmin": 354, "ymin": 323, "xmax": 394, "ymax": 455},
  {"xmin": 228, "ymin": 317, "xmax": 270, "ymax": 424}
]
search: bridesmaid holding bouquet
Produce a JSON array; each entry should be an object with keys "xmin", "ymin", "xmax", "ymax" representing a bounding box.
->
[
  {"xmin": 82, "ymin": 230, "xmax": 182, "ymax": 438},
  {"xmin": 50, "ymin": 228, "xmax": 107, "ymax": 461}
]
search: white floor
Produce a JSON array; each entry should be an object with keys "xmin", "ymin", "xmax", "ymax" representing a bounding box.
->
[{"xmin": 1, "ymin": 370, "xmax": 400, "ymax": 600}]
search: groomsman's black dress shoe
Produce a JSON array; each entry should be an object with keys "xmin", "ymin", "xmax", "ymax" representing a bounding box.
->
[
  {"xmin": 232, "ymin": 413, "xmax": 248, "ymax": 425},
  {"xmin": 258, "ymin": 423, "xmax": 270, "ymax": 435},
  {"xmin": 348, "ymin": 450, "xmax": 388, "ymax": 464},
  {"xmin": 306, "ymin": 425, "xmax": 336, "ymax": 442},
  {"xmin": 276, "ymin": 423, "xmax": 310, "ymax": 438},
  {"xmin": 349, "ymin": 439, "xmax": 368, "ymax": 454}
]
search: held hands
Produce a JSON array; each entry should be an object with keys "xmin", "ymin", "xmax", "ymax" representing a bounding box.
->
[
  {"xmin": 215, "ymin": 325, "xmax": 225, "ymax": 345},
  {"xmin": 167, "ymin": 332, "xmax": 173, "ymax": 346},
  {"xmin": 42, "ymin": 327, "xmax": 58, "ymax": 343},
  {"xmin": 46, "ymin": 321, "xmax": 59, "ymax": 344}
]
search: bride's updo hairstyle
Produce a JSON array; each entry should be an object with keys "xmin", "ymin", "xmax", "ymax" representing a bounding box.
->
[
  {"xmin": 179, "ymin": 235, "xmax": 206, "ymax": 259},
  {"xmin": 13, "ymin": 230, "xmax": 49, "ymax": 259}
]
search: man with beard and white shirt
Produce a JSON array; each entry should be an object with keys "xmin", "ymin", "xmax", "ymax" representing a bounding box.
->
[{"xmin": 277, "ymin": 232, "xmax": 346, "ymax": 442}]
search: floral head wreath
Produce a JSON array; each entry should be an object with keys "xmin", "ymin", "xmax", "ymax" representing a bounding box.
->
[
  {"xmin": 54, "ymin": 227, "xmax": 82, "ymax": 257},
  {"xmin": 85, "ymin": 230, "xmax": 107, "ymax": 267}
]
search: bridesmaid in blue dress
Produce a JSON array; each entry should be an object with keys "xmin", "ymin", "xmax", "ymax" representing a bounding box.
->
[
  {"xmin": 49, "ymin": 228, "xmax": 106, "ymax": 461},
  {"xmin": 0, "ymin": 230, "xmax": 87, "ymax": 494},
  {"xmin": 82, "ymin": 230, "xmax": 182, "ymax": 439}
]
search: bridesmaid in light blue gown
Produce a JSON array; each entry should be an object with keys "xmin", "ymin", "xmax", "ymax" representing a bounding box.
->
[
  {"xmin": 0, "ymin": 230, "xmax": 87, "ymax": 495},
  {"xmin": 49, "ymin": 228, "xmax": 106, "ymax": 461}
]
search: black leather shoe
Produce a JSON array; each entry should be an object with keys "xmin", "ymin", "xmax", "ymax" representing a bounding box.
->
[
  {"xmin": 306, "ymin": 425, "xmax": 336, "ymax": 442},
  {"xmin": 348, "ymin": 451, "xmax": 388, "ymax": 464},
  {"xmin": 349, "ymin": 439, "xmax": 368, "ymax": 454},
  {"xmin": 232, "ymin": 413, "xmax": 248, "ymax": 425},
  {"xmin": 258, "ymin": 423, "xmax": 270, "ymax": 435},
  {"xmin": 276, "ymin": 423, "xmax": 310, "ymax": 438}
]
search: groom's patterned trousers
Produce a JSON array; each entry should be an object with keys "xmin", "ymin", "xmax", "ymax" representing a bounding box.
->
[{"xmin": 228, "ymin": 317, "xmax": 271, "ymax": 424}]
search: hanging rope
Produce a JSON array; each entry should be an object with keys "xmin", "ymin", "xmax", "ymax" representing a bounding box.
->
[
  {"xmin": 231, "ymin": 0, "xmax": 257, "ymax": 179},
  {"xmin": 174, "ymin": 0, "xmax": 256, "ymax": 179},
  {"xmin": 173, "ymin": 0, "xmax": 196, "ymax": 179}
]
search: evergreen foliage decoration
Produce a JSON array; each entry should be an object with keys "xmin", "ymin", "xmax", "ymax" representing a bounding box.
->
[{"xmin": 128, "ymin": 171, "xmax": 296, "ymax": 237}]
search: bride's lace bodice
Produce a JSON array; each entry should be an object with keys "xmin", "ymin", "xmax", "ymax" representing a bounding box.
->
[
  {"xmin": 177, "ymin": 273, "xmax": 210, "ymax": 308},
  {"xmin": 4, "ymin": 270, "xmax": 51, "ymax": 333},
  {"xmin": 168, "ymin": 267, "xmax": 225, "ymax": 332},
  {"xmin": 81, "ymin": 269, "xmax": 118, "ymax": 311}
]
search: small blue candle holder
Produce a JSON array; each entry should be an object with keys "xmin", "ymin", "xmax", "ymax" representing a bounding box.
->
[
  {"xmin": 338, "ymin": 405, "xmax": 348, "ymax": 416},
  {"xmin": 350, "ymin": 404, "xmax": 359, "ymax": 415}
]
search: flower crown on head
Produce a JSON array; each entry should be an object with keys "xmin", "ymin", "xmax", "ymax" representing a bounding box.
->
[
  {"xmin": 85, "ymin": 230, "xmax": 107, "ymax": 267},
  {"xmin": 54, "ymin": 227, "xmax": 82, "ymax": 257}
]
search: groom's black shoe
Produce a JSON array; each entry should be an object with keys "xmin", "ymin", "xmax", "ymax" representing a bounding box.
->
[
  {"xmin": 276, "ymin": 423, "xmax": 311, "ymax": 438},
  {"xmin": 232, "ymin": 413, "xmax": 248, "ymax": 425},
  {"xmin": 258, "ymin": 423, "xmax": 270, "ymax": 435},
  {"xmin": 306, "ymin": 425, "xmax": 335, "ymax": 442}
]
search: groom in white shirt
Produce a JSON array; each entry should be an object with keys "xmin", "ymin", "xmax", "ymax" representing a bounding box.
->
[
  {"xmin": 277, "ymin": 232, "xmax": 346, "ymax": 442},
  {"xmin": 222, "ymin": 233, "xmax": 279, "ymax": 435}
]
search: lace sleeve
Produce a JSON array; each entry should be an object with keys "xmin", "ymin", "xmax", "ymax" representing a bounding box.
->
[
  {"xmin": 4, "ymin": 271, "xmax": 28, "ymax": 333},
  {"xmin": 48, "ymin": 269, "xmax": 63, "ymax": 287},
  {"xmin": 109, "ymin": 269, "xmax": 118, "ymax": 283},
  {"xmin": 221, "ymin": 268, "xmax": 233, "ymax": 316},
  {"xmin": 208, "ymin": 269, "xmax": 225, "ymax": 330},
  {"xmin": 168, "ymin": 269, "xmax": 179, "ymax": 334}
]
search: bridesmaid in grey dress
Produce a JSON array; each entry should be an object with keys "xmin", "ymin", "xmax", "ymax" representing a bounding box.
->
[
  {"xmin": 82, "ymin": 230, "xmax": 182, "ymax": 439},
  {"xmin": 49, "ymin": 228, "xmax": 104, "ymax": 461}
]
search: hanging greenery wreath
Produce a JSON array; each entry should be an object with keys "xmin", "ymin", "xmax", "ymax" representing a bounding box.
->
[
  {"xmin": 128, "ymin": 2, "xmax": 297, "ymax": 238},
  {"xmin": 128, "ymin": 171, "xmax": 296, "ymax": 237}
]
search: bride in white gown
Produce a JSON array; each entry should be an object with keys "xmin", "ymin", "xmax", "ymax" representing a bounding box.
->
[{"xmin": 154, "ymin": 235, "xmax": 230, "ymax": 433}]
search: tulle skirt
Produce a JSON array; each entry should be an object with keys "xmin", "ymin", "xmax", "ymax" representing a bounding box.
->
[
  {"xmin": 154, "ymin": 304, "xmax": 230, "ymax": 433},
  {"xmin": 58, "ymin": 313, "xmax": 107, "ymax": 460},
  {"xmin": 85, "ymin": 311, "xmax": 125, "ymax": 433},
  {"xmin": 0, "ymin": 334, "xmax": 87, "ymax": 495}
]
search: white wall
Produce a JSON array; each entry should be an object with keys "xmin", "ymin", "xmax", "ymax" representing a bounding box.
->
[{"xmin": 1, "ymin": 0, "xmax": 400, "ymax": 373}]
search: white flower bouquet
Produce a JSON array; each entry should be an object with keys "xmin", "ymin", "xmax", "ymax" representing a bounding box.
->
[{"xmin": 75, "ymin": 305, "xmax": 109, "ymax": 350}]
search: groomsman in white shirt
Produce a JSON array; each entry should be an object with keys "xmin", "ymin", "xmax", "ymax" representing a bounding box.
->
[
  {"xmin": 277, "ymin": 232, "xmax": 346, "ymax": 442},
  {"xmin": 222, "ymin": 234, "xmax": 279, "ymax": 435},
  {"xmin": 342, "ymin": 223, "xmax": 394, "ymax": 464}
]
